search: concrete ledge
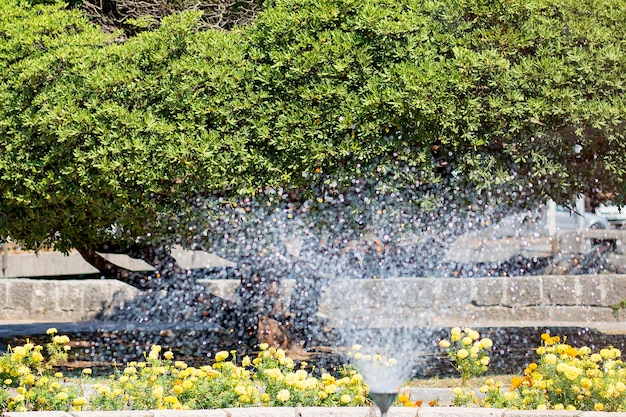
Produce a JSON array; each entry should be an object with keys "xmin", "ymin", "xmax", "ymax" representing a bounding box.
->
[{"xmin": 4, "ymin": 407, "xmax": 626, "ymax": 417}]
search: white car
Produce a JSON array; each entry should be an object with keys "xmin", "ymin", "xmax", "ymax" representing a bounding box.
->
[
  {"xmin": 488, "ymin": 204, "xmax": 610, "ymax": 238},
  {"xmin": 595, "ymin": 202, "xmax": 626, "ymax": 228}
]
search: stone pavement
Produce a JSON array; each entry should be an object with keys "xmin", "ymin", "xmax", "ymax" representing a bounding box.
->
[{"xmin": 3, "ymin": 406, "xmax": 626, "ymax": 417}]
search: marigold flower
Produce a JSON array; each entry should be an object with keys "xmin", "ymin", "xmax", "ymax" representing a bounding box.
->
[
  {"xmin": 164, "ymin": 350, "xmax": 174, "ymax": 360},
  {"xmin": 242, "ymin": 356, "xmax": 251, "ymax": 367},
  {"xmin": 72, "ymin": 397, "xmax": 87, "ymax": 407},
  {"xmin": 439, "ymin": 339, "xmax": 451, "ymax": 349},
  {"xmin": 215, "ymin": 350, "xmax": 229, "ymax": 362},
  {"xmin": 259, "ymin": 343, "xmax": 269, "ymax": 351},
  {"xmin": 325, "ymin": 383, "xmax": 338, "ymax": 394},
  {"xmin": 467, "ymin": 330, "xmax": 480, "ymax": 341},
  {"xmin": 276, "ymin": 389, "xmax": 290, "ymax": 402},
  {"xmin": 340, "ymin": 394, "xmax": 351, "ymax": 404},
  {"xmin": 152, "ymin": 385, "xmax": 164, "ymax": 399},
  {"xmin": 457, "ymin": 349, "xmax": 469, "ymax": 359},
  {"xmin": 46, "ymin": 328, "xmax": 58, "ymax": 335},
  {"xmin": 23, "ymin": 373, "xmax": 35, "ymax": 385},
  {"xmin": 31, "ymin": 351, "xmax": 44, "ymax": 363},
  {"xmin": 56, "ymin": 392, "xmax": 68, "ymax": 401},
  {"xmin": 544, "ymin": 354, "xmax": 557, "ymax": 365},
  {"xmin": 462, "ymin": 337, "xmax": 473, "ymax": 346},
  {"xmin": 479, "ymin": 338, "xmax": 493, "ymax": 349}
]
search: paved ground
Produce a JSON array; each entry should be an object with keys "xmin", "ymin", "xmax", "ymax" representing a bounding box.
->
[{"xmin": 4, "ymin": 406, "xmax": 626, "ymax": 416}]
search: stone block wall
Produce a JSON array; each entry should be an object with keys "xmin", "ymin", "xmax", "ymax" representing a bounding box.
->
[
  {"xmin": 0, "ymin": 279, "xmax": 138, "ymax": 322},
  {"xmin": 1, "ymin": 275, "xmax": 625, "ymax": 327}
]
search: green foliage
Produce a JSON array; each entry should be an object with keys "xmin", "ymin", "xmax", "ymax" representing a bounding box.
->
[{"xmin": 1, "ymin": 0, "xmax": 625, "ymax": 253}]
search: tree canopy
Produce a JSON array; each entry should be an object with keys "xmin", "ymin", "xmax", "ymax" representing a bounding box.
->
[{"xmin": 1, "ymin": 0, "xmax": 625, "ymax": 254}]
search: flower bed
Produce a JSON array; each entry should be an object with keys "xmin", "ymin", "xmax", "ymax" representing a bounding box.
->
[
  {"xmin": 423, "ymin": 327, "xmax": 626, "ymax": 412},
  {"xmin": 2, "ymin": 327, "xmax": 626, "ymax": 412},
  {"xmin": 1, "ymin": 329, "xmax": 368, "ymax": 412}
]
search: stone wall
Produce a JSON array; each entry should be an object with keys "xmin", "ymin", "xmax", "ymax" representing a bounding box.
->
[{"xmin": 1, "ymin": 275, "xmax": 625, "ymax": 328}]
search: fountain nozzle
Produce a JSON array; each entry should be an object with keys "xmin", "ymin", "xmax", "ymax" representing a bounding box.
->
[{"xmin": 370, "ymin": 392, "xmax": 397, "ymax": 417}]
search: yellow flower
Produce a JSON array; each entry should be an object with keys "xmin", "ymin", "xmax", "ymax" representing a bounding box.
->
[
  {"xmin": 480, "ymin": 338, "xmax": 493, "ymax": 349},
  {"xmin": 276, "ymin": 389, "xmax": 290, "ymax": 402},
  {"xmin": 259, "ymin": 343, "xmax": 269, "ymax": 351},
  {"xmin": 325, "ymin": 384, "xmax": 338, "ymax": 394},
  {"xmin": 318, "ymin": 391, "xmax": 328, "ymax": 400},
  {"xmin": 536, "ymin": 404, "xmax": 547, "ymax": 410},
  {"xmin": 173, "ymin": 385, "xmax": 184, "ymax": 395},
  {"xmin": 181, "ymin": 380, "xmax": 194, "ymax": 390},
  {"xmin": 462, "ymin": 337, "xmax": 473, "ymax": 346},
  {"xmin": 261, "ymin": 393, "xmax": 270, "ymax": 402},
  {"xmin": 56, "ymin": 392, "xmax": 69, "ymax": 401},
  {"xmin": 439, "ymin": 340, "xmax": 451, "ymax": 349},
  {"xmin": 123, "ymin": 366, "xmax": 137, "ymax": 375},
  {"xmin": 82, "ymin": 368, "xmax": 92, "ymax": 376},
  {"xmin": 264, "ymin": 368, "xmax": 283, "ymax": 380},
  {"xmin": 563, "ymin": 366, "xmax": 581, "ymax": 381},
  {"xmin": 457, "ymin": 349, "xmax": 469, "ymax": 359},
  {"xmin": 467, "ymin": 330, "xmax": 480, "ymax": 341},
  {"xmin": 46, "ymin": 328, "xmax": 58, "ymax": 335},
  {"xmin": 242, "ymin": 356, "xmax": 251, "ymax": 367},
  {"xmin": 480, "ymin": 356, "xmax": 490, "ymax": 366},
  {"xmin": 215, "ymin": 351, "xmax": 229, "ymax": 362},
  {"xmin": 590, "ymin": 353, "xmax": 602, "ymax": 363},
  {"xmin": 23, "ymin": 373, "xmax": 35, "ymax": 385},
  {"xmin": 544, "ymin": 354, "xmax": 557, "ymax": 365},
  {"xmin": 72, "ymin": 397, "xmax": 87, "ymax": 407},
  {"xmin": 340, "ymin": 394, "xmax": 351, "ymax": 404},
  {"xmin": 152, "ymin": 385, "xmax": 164, "ymax": 399},
  {"xmin": 164, "ymin": 350, "xmax": 174, "ymax": 360},
  {"xmin": 594, "ymin": 403, "xmax": 604, "ymax": 411}
]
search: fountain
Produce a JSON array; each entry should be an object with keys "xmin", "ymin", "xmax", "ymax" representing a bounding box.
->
[{"xmin": 2, "ymin": 171, "xmax": 625, "ymax": 413}]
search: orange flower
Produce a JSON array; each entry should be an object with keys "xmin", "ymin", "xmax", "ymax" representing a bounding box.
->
[{"xmin": 511, "ymin": 376, "xmax": 523, "ymax": 390}]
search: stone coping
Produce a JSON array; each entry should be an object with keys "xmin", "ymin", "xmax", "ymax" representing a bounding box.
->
[{"xmin": 3, "ymin": 407, "xmax": 626, "ymax": 417}]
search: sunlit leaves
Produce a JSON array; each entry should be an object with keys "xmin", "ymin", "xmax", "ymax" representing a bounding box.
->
[{"xmin": 1, "ymin": 0, "xmax": 626, "ymax": 254}]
